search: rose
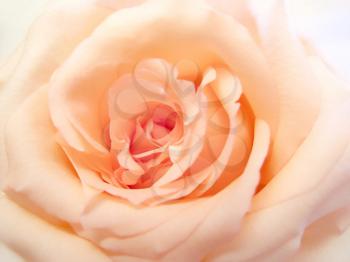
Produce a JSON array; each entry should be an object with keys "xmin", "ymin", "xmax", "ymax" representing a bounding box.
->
[{"xmin": 0, "ymin": 0, "xmax": 349, "ymax": 261}]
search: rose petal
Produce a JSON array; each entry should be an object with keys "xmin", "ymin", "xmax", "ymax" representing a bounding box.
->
[
  {"xmin": 96, "ymin": 0, "xmax": 146, "ymax": 10},
  {"xmin": 0, "ymin": 243, "xmax": 24, "ymax": 262},
  {"xmin": 206, "ymin": 0, "xmax": 259, "ymax": 40},
  {"xmin": 156, "ymin": 105, "xmax": 207, "ymax": 187},
  {"xmin": 177, "ymin": 69, "xmax": 243, "ymax": 196},
  {"xmin": 0, "ymin": 0, "xmax": 114, "ymax": 186},
  {"xmin": 48, "ymin": 0, "xmax": 278, "ymax": 159},
  {"xmin": 79, "ymin": 119, "xmax": 270, "ymax": 260},
  {"xmin": 3, "ymin": 87, "xmax": 89, "ymax": 223},
  {"xmin": 293, "ymin": 209, "xmax": 350, "ymax": 262},
  {"xmin": 250, "ymin": 0, "xmax": 323, "ymax": 184},
  {"xmin": 0, "ymin": 42, "xmax": 24, "ymax": 86},
  {"xmin": 208, "ymin": 100, "xmax": 350, "ymax": 262},
  {"xmin": 0, "ymin": 197, "xmax": 110, "ymax": 262},
  {"xmin": 253, "ymin": 61, "xmax": 350, "ymax": 210}
]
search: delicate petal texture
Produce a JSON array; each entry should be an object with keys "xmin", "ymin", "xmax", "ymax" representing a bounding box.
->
[
  {"xmin": 250, "ymin": 0, "xmax": 322, "ymax": 184},
  {"xmin": 96, "ymin": 0, "xmax": 146, "ymax": 10},
  {"xmin": 3, "ymin": 79, "xmax": 269, "ymax": 260},
  {"xmin": 49, "ymin": 56, "xmax": 250, "ymax": 205},
  {"xmin": 0, "ymin": 0, "xmax": 114, "ymax": 187},
  {"xmin": 0, "ymin": 196, "xmax": 110, "ymax": 262},
  {"xmin": 254, "ymin": 109, "xmax": 350, "ymax": 213},
  {"xmin": 293, "ymin": 209, "xmax": 350, "ymax": 262},
  {"xmin": 0, "ymin": 42, "xmax": 24, "ymax": 86},
  {"xmin": 1, "ymin": 0, "xmax": 350, "ymax": 261},
  {"xmin": 208, "ymin": 87, "xmax": 350, "ymax": 262},
  {"xmin": 78, "ymin": 119, "xmax": 269, "ymax": 260},
  {"xmin": 207, "ymin": 13, "xmax": 350, "ymax": 260},
  {"xmin": 4, "ymin": 87, "xmax": 86, "ymax": 223},
  {"xmin": 206, "ymin": 0, "xmax": 259, "ymax": 41},
  {"xmin": 48, "ymin": 0, "xmax": 278, "ymax": 151},
  {"xmin": 49, "ymin": 0, "xmax": 269, "ymax": 205}
]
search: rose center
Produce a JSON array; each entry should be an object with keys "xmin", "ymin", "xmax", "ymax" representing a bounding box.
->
[
  {"xmin": 106, "ymin": 102, "xmax": 184, "ymax": 188},
  {"xmin": 130, "ymin": 104, "xmax": 180, "ymax": 156}
]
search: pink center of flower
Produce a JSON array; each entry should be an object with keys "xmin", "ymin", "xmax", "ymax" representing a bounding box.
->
[{"xmin": 52, "ymin": 58, "xmax": 248, "ymax": 205}]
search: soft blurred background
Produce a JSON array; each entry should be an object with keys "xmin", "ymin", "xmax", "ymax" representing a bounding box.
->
[
  {"xmin": 287, "ymin": 0, "xmax": 350, "ymax": 83},
  {"xmin": 0, "ymin": 0, "xmax": 349, "ymax": 260}
]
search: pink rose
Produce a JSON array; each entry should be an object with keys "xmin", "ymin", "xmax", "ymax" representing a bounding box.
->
[{"xmin": 0, "ymin": 0, "xmax": 349, "ymax": 261}]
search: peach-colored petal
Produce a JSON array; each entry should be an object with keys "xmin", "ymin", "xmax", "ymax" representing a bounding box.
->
[
  {"xmin": 206, "ymin": 0, "xmax": 258, "ymax": 39},
  {"xmin": 210, "ymin": 68, "xmax": 242, "ymax": 111},
  {"xmin": 96, "ymin": 0, "xmax": 146, "ymax": 10},
  {"xmin": 78, "ymin": 174, "xmax": 179, "ymax": 205},
  {"xmin": 208, "ymin": 100, "xmax": 350, "ymax": 262},
  {"xmin": 0, "ymin": 196, "xmax": 110, "ymax": 262},
  {"xmin": 78, "ymin": 119, "xmax": 270, "ymax": 260},
  {"xmin": 252, "ymin": 61, "xmax": 350, "ymax": 210},
  {"xmin": 0, "ymin": 1, "xmax": 114, "ymax": 186},
  {"xmin": 53, "ymin": 58, "xmax": 181, "ymax": 156},
  {"xmin": 155, "ymin": 106, "xmax": 207, "ymax": 186},
  {"xmin": 50, "ymin": 62, "xmax": 118, "ymax": 153},
  {"xmin": 205, "ymin": 104, "xmax": 254, "ymax": 195},
  {"xmin": 111, "ymin": 256, "xmax": 151, "ymax": 262},
  {"xmin": 157, "ymin": 104, "xmax": 239, "ymax": 201},
  {"xmin": 0, "ymin": 42, "xmax": 24, "ymax": 86},
  {"xmin": 308, "ymin": 56, "xmax": 350, "ymax": 110},
  {"xmin": 162, "ymin": 119, "xmax": 270, "ymax": 261},
  {"xmin": 50, "ymin": 2, "xmax": 273, "ymax": 205},
  {"xmin": 293, "ymin": 208, "xmax": 350, "ymax": 262},
  {"xmin": 48, "ymin": 0, "xmax": 278, "ymax": 153},
  {"xmin": 51, "ymin": 143, "xmax": 175, "ymax": 205},
  {"xmin": 117, "ymin": 142, "xmax": 144, "ymax": 175},
  {"xmin": 3, "ymin": 87, "xmax": 87, "ymax": 222},
  {"xmin": 187, "ymin": 80, "xmax": 252, "ymax": 196},
  {"xmin": 0, "ymin": 87, "xmax": 187, "ymax": 258},
  {"xmin": 167, "ymin": 69, "xmax": 243, "ymax": 197},
  {"xmin": 0, "ymin": 243, "xmax": 24, "ymax": 262},
  {"xmin": 251, "ymin": 0, "xmax": 323, "ymax": 184}
]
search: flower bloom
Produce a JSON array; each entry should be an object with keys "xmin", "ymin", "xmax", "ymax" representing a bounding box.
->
[{"xmin": 0, "ymin": 0, "xmax": 349, "ymax": 261}]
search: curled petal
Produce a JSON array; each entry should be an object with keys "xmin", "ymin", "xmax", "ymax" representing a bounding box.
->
[
  {"xmin": 79, "ymin": 119, "xmax": 270, "ymax": 260},
  {"xmin": 48, "ymin": 0, "xmax": 278, "ymax": 160}
]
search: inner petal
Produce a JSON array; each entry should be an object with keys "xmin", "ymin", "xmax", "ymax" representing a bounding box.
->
[
  {"xmin": 151, "ymin": 105, "xmax": 178, "ymax": 139},
  {"xmin": 130, "ymin": 119, "xmax": 158, "ymax": 155},
  {"xmin": 152, "ymin": 123, "xmax": 170, "ymax": 140}
]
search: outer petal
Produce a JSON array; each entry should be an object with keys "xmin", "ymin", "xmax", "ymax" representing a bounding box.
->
[
  {"xmin": 0, "ymin": 196, "xmax": 110, "ymax": 262},
  {"xmin": 3, "ymin": 78, "xmax": 270, "ymax": 261},
  {"xmin": 208, "ymin": 95, "xmax": 350, "ymax": 261},
  {"xmin": 161, "ymin": 120, "xmax": 270, "ymax": 261},
  {"xmin": 0, "ymin": 0, "xmax": 114, "ymax": 186},
  {"xmin": 292, "ymin": 208, "xmax": 350, "ymax": 262},
  {"xmin": 49, "ymin": 0, "xmax": 278, "ymax": 160},
  {"xmin": 79, "ymin": 119, "xmax": 270, "ymax": 260},
  {"xmin": 206, "ymin": 0, "xmax": 259, "ymax": 41},
  {"xmin": 3, "ymin": 38, "xmax": 270, "ymax": 260},
  {"xmin": 208, "ymin": 52, "xmax": 350, "ymax": 261},
  {"xmin": 4, "ymin": 87, "xmax": 86, "ymax": 224},
  {"xmin": 0, "ymin": 42, "xmax": 24, "ymax": 87},
  {"xmin": 250, "ymin": 0, "xmax": 323, "ymax": 183},
  {"xmin": 0, "ymin": 243, "xmax": 24, "ymax": 262},
  {"xmin": 253, "ymin": 57, "xmax": 350, "ymax": 210}
]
